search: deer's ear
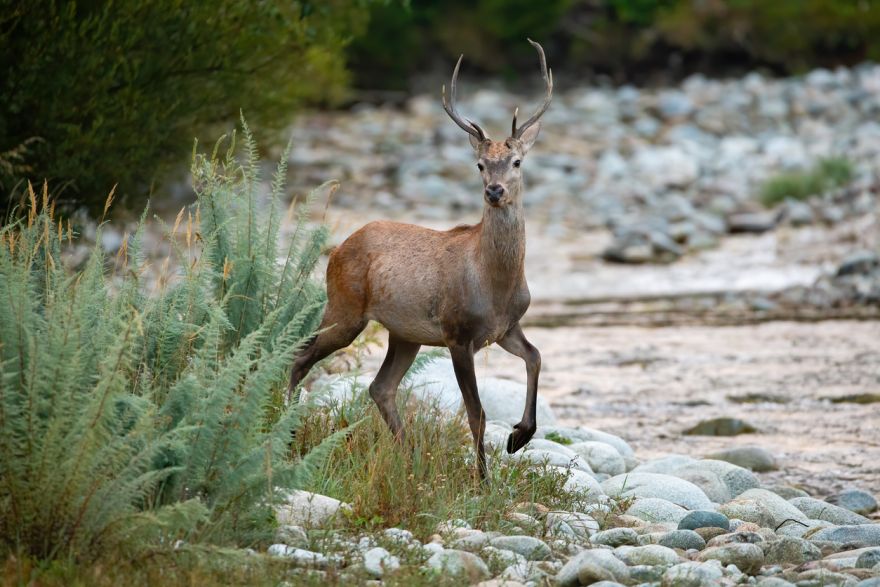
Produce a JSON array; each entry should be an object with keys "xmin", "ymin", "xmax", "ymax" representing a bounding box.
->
[
  {"xmin": 518, "ymin": 123, "xmax": 541, "ymax": 154},
  {"xmin": 469, "ymin": 134, "xmax": 483, "ymax": 152}
]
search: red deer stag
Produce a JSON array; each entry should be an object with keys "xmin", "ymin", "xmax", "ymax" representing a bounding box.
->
[{"xmin": 289, "ymin": 39, "xmax": 553, "ymax": 479}]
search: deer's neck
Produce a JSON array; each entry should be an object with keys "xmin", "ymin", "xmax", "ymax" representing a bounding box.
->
[{"xmin": 478, "ymin": 197, "xmax": 526, "ymax": 283}]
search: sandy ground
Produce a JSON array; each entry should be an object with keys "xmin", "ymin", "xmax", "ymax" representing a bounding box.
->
[{"xmin": 328, "ymin": 209, "xmax": 880, "ymax": 497}]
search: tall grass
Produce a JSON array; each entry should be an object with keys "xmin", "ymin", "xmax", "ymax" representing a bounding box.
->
[
  {"xmin": 760, "ymin": 156, "xmax": 854, "ymax": 207},
  {"xmin": 0, "ymin": 120, "xmax": 343, "ymax": 564}
]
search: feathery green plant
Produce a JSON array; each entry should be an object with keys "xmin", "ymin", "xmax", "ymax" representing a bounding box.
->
[{"xmin": 0, "ymin": 122, "xmax": 343, "ymax": 562}]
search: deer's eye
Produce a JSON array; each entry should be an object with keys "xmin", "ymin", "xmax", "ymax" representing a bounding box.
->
[
  {"xmin": 477, "ymin": 163, "xmax": 485, "ymax": 172},
  {"xmin": 513, "ymin": 159, "xmax": 522, "ymax": 168}
]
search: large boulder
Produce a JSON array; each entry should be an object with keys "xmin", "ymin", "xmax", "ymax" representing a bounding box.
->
[
  {"xmin": 789, "ymin": 497, "xmax": 873, "ymax": 525},
  {"xmin": 808, "ymin": 525, "xmax": 880, "ymax": 546},
  {"xmin": 275, "ymin": 490, "xmax": 350, "ymax": 527},
  {"xmin": 719, "ymin": 488, "xmax": 808, "ymax": 529},
  {"xmin": 602, "ymin": 473, "xmax": 713, "ymax": 510},
  {"xmin": 569, "ymin": 441, "xmax": 627, "ymax": 476},
  {"xmin": 668, "ymin": 459, "xmax": 760, "ymax": 503}
]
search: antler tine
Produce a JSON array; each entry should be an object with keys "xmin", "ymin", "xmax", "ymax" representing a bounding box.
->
[
  {"xmin": 512, "ymin": 39, "xmax": 553, "ymax": 139},
  {"xmin": 511, "ymin": 107, "xmax": 519, "ymax": 137},
  {"xmin": 442, "ymin": 54, "xmax": 486, "ymax": 141}
]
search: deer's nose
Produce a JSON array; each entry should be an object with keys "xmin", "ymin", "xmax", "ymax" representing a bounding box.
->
[{"xmin": 485, "ymin": 184, "xmax": 504, "ymax": 203}]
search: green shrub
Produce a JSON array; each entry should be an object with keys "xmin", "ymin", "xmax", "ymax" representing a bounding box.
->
[
  {"xmin": 0, "ymin": 122, "xmax": 343, "ymax": 562},
  {"xmin": 760, "ymin": 157, "xmax": 854, "ymax": 207},
  {"xmin": 0, "ymin": 0, "xmax": 371, "ymax": 215}
]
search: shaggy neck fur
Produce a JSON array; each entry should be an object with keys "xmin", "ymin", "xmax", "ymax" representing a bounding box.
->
[{"xmin": 479, "ymin": 181, "xmax": 525, "ymax": 280}]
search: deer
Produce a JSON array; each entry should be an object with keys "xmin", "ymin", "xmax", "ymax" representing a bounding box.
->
[{"xmin": 288, "ymin": 39, "xmax": 553, "ymax": 479}]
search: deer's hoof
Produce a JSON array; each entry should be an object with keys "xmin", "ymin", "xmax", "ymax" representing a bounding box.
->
[{"xmin": 506, "ymin": 425, "xmax": 535, "ymax": 454}]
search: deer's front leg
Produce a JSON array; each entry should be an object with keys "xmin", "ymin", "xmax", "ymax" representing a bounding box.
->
[
  {"xmin": 448, "ymin": 343, "xmax": 488, "ymax": 480},
  {"xmin": 497, "ymin": 323, "xmax": 541, "ymax": 454}
]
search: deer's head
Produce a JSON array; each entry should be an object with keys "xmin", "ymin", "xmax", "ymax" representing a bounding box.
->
[{"xmin": 442, "ymin": 39, "xmax": 553, "ymax": 208}]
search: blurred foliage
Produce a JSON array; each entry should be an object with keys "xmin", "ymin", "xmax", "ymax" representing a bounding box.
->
[
  {"xmin": 760, "ymin": 157, "xmax": 854, "ymax": 207},
  {"xmin": 0, "ymin": 0, "xmax": 373, "ymax": 216},
  {"xmin": 349, "ymin": 0, "xmax": 880, "ymax": 88}
]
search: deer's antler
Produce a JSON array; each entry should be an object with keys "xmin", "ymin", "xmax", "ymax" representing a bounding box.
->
[
  {"xmin": 511, "ymin": 39, "xmax": 553, "ymax": 139},
  {"xmin": 442, "ymin": 54, "xmax": 487, "ymax": 142}
]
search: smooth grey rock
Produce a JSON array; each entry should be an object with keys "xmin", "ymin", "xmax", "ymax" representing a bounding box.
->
[
  {"xmin": 536, "ymin": 426, "xmax": 634, "ymax": 458},
  {"xmin": 363, "ymin": 547, "xmax": 400, "ymax": 578},
  {"xmin": 556, "ymin": 548, "xmax": 631, "ymax": 587},
  {"xmin": 591, "ymin": 527, "xmax": 639, "ymax": 547},
  {"xmin": 856, "ymin": 548, "xmax": 880, "ymax": 569},
  {"xmin": 776, "ymin": 518, "xmax": 834, "ymax": 539},
  {"xmin": 671, "ymin": 459, "xmax": 760, "ymax": 502},
  {"xmin": 603, "ymin": 473, "xmax": 713, "ymax": 510},
  {"xmin": 661, "ymin": 560, "xmax": 725, "ymax": 587},
  {"xmin": 809, "ymin": 525, "xmax": 880, "ymax": 546},
  {"xmin": 627, "ymin": 497, "xmax": 690, "ymax": 524},
  {"xmin": 276, "ymin": 491, "xmax": 350, "ymax": 527},
  {"xmin": 683, "ymin": 417, "xmax": 758, "ymax": 436},
  {"xmin": 267, "ymin": 545, "xmax": 330, "ymax": 568},
  {"xmin": 499, "ymin": 560, "xmax": 553, "ymax": 584},
  {"xmin": 555, "ymin": 466, "xmax": 605, "ymax": 497},
  {"xmin": 764, "ymin": 536, "xmax": 822, "ymax": 565},
  {"xmin": 569, "ymin": 441, "xmax": 627, "ymax": 476},
  {"xmin": 449, "ymin": 529, "xmax": 490, "ymax": 552},
  {"xmin": 706, "ymin": 446, "xmax": 778, "ymax": 472},
  {"xmin": 629, "ymin": 564, "xmax": 666, "ymax": 583},
  {"xmin": 480, "ymin": 545, "xmax": 526, "ymax": 569},
  {"xmin": 660, "ymin": 529, "xmax": 707, "ymax": 551},
  {"xmin": 679, "ymin": 511, "xmax": 731, "ymax": 532},
  {"xmin": 633, "ymin": 455, "xmax": 698, "ymax": 475},
  {"xmin": 547, "ymin": 511, "xmax": 600, "ymax": 539},
  {"xmin": 828, "ymin": 490, "xmax": 879, "ymax": 515},
  {"xmin": 756, "ymin": 578, "xmax": 796, "ymax": 587},
  {"xmin": 727, "ymin": 212, "xmax": 778, "ymax": 234},
  {"xmin": 513, "ymin": 448, "xmax": 593, "ymax": 473},
  {"xmin": 790, "ymin": 497, "xmax": 873, "ymax": 525},
  {"xmin": 488, "ymin": 536, "xmax": 551, "ymax": 561},
  {"xmin": 836, "ymin": 250, "xmax": 880, "ymax": 276},
  {"xmin": 426, "ymin": 549, "xmax": 491, "ymax": 581},
  {"xmin": 719, "ymin": 488, "xmax": 809, "ymax": 528},
  {"xmin": 765, "ymin": 485, "xmax": 810, "ymax": 500},
  {"xmin": 614, "ymin": 544, "xmax": 681, "ymax": 566},
  {"xmin": 276, "ymin": 525, "xmax": 309, "ymax": 548},
  {"xmin": 698, "ymin": 543, "xmax": 765, "ymax": 574},
  {"xmin": 856, "ymin": 579, "xmax": 880, "ymax": 587}
]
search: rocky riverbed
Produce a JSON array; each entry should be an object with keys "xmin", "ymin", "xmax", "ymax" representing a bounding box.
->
[{"xmin": 270, "ymin": 368, "xmax": 880, "ymax": 586}]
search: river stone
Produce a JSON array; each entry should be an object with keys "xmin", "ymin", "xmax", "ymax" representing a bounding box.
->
[
  {"xmin": 756, "ymin": 578, "xmax": 797, "ymax": 587},
  {"xmin": 720, "ymin": 488, "xmax": 809, "ymax": 528},
  {"xmin": 776, "ymin": 518, "xmax": 835, "ymax": 539},
  {"xmin": 627, "ymin": 497, "xmax": 690, "ymax": 524},
  {"xmin": 796, "ymin": 568, "xmax": 859, "ymax": 585},
  {"xmin": 683, "ymin": 417, "xmax": 757, "ymax": 436},
  {"xmin": 698, "ymin": 543, "xmax": 765, "ymax": 574},
  {"xmin": 856, "ymin": 549, "xmax": 880, "ymax": 569},
  {"xmin": 267, "ymin": 545, "xmax": 330, "ymax": 568},
  {"xmin": 828, "ymin": 490, "xmax": 879, "ymax": 515},
  {"xmin": 515, "ymin": 448, "xmax": 593, "ymax": 473},
  {"xmin": 765, "ymin": 536, "xmax": 822, "ymax": 565},
  {"xmin": 591, "ymin": 527, "xmax": 639, "ymax": 547},
  {"xmin": 555, "ymin": 466, "xmax": 605, "ymax": 497},
  {"xmin": 633, "ymin": 455, "xmax": 699, "ymax": 475},
  {"xmin": 276, "ymin": 490, "xmax": 351, "ymax": 527},
  {"xmin": 476, "ymin": 581, "xmax": 527, "ymax": 587},
  {"xmin": 500, "ymin": 560, "xmax": 553, "ymax": 584},
  {"xmin": 276, "ymin": 524, "xmax": 309, "ymax": 548},
  {"xmin": 489, "ymin": 536, "xmax": 551, "ymax": 561},
  {"xmin": 766, "ymin": 484, "xmax": 810, "ymax": 500},
  {"xmin": 679, "ymin": 511, "xmax": 732, "ymax": 532},
  {"xmin": 809, "ymin": 526, "xmax": 880, "ymax": 547},
  {"xmin": 603, "ymin": 473, "xmax": 713, "ymax": 510},
  {"xmin": 674, "ymin": 459, "xmax": 760, "ymax": 502},
  {"xmin": 695, "ymin": 526, "xmax": 730, "ymax": 541},
  {"xmin": 790, "ymin": 497, "xmax": 873, "ymax": 525},
  {"xmin": 363, "ymin": 547, "xmax": 400, "ymax": 578},
  {"xmin": 661, "ymin": 560, "xmax": 725, "ymax": 587},
  {"xmin": 481, "ymin": 546, "xmax": 526, "ymax": 569},
  {"xmin": 547, "ymin": 511, "xmax": 600, "ymax": 539},
  {"xmin": 527, "ymin": 438, "xmax": 581, "ymax": 459},
  {"xmin": 629, "ymin": 564, "xmax": 666, "ymax": 583},
  {"xmin": 556, "ymin": 548, "xmax": 631, "ymax": 587},
  {"xmin": 660, "ymin": 529, "xmax": 707, "ymax": 551},
  {"xmin": 614, "ymin": 544, "xmax": 682, "ymax": 566},
  {"xmin": 449, "ymin": 529, "xmax": 490, "ymax": 551},
  {"xmin": 706, "ymin": 446, "xmax": 778, "ymax": 472},
  {"xmin": 536, "ymin": 426, "xmax": 635, "ymax": 458},
  {"xmin": 569, "ymin": 441, "xmax": 627, "ymax": 476},
  {"xmin": 856, "ymin": 579, "xmax": 880, "ymax": 587},
  {"xmin": 426, "ymin": 549, "xmax": 491, "ymax": 582}
]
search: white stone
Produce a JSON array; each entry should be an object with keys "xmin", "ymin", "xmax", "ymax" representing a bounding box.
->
[{"xmin": 275, "ymin": 490, "xmax": 350, "ymax": 527}]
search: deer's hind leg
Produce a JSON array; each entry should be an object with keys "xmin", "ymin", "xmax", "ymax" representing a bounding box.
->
[
  {"xmin": 287, "ymin": 304, "xmax": 367, "ymax": 402},
  {"xmin": 497, "ymin": 323, "xmax": 541, "ymax": 454},
  {"xmin": 369, "ymin": 336, "xmax": 420, "ymax": 442}
]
